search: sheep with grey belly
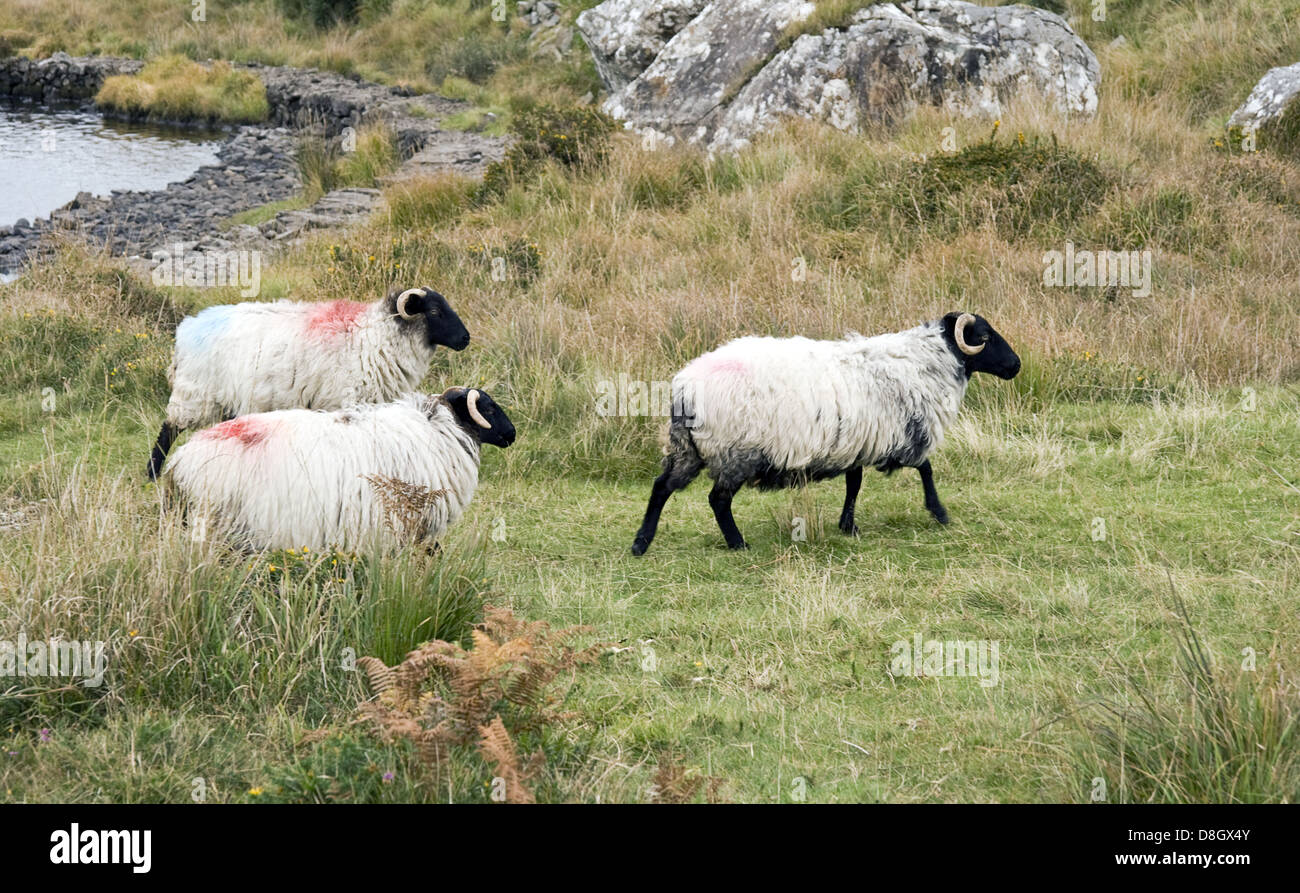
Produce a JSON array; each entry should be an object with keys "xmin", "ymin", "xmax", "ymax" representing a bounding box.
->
[
  {"xmin": 162, "ymin": 387, "xmax": 515, "ymax": 552},
  {"xmin": 147, "ymin": 286, "xmax": 471, "ymax": 479},
  {"xmin": 630, "ymin": 312, "xmax": 1021, "ymax": 554}
]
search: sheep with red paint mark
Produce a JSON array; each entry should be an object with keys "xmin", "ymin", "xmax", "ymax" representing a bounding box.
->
[
  {"xmin": 147, "ymin": 287, "xmax": 470, "ymax": 479},
  {"xmin": 162, "ymin": 387, "xmax": 516, "ymax": 551},
  {"xmin": 630, "ymin": 313, "xmax": 1022, "ymax": 554}
]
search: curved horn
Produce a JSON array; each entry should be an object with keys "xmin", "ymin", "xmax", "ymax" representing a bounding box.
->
[
  {"xmin": 954, "ymin": 313, "xmax": 984, "ymax": 356},
  {"xmin": 395, "ymin": 288, "xmax": 423, "ymax": 320},
  {"xmin": 466, "ymin": 389, "xmax": 491, "ymax": 429}
]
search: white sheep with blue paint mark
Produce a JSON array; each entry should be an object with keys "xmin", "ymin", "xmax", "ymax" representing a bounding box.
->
[{"xmin": 147, "ymin": 287, "xmax": 470, "ymax": 478}]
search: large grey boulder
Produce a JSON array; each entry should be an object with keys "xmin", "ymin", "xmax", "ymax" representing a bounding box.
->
[
  {"xmin": 576, "ymin": 0, "xmax": 711, "ymax": 93},
  {"xmin": 605, "ymin": 0, "xmax": 816, "ymax": 145},
  {"xmin": 581, "ymin": 0, "xmax": 1100, "ymax": 153},
  {"xmin": 1228, "ymin": 62, "xmax": 1300, "ymax": 133}
]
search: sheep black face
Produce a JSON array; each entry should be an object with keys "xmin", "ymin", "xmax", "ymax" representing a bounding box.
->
[
  {"xmin": 942, "ymin": 312, "xmax": 1020, "ymax": 380},
  {"xmin": 390, "ymin": 287, "xmax": 471, "ymax": 351},
  {"xmin": 442, "ymin": 387, "xmax": 516, "ymax": 448}
]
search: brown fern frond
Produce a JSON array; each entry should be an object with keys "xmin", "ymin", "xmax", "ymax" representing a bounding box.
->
[
  {"xmin": 466, "ymin": 628, "xmax": 502, "ymax": 675},
  {"xmin": 358, "ymin": 702, "xmax": 424, "ymax": 744},
  {"xmin": 651, "ymin": 756, "xmax": 724, "ymax": 804},
  {"xmin": 477, "ymin": 606, "xmax": 552, "ymax": 644},
  {"xmin": 356, "ymin": 655, "xmax": 396, "ymax": 695},
  {"xmin": 505, "ymin": 659, "xmax": 561, "ymax": 708},
  {"xmin": 362, "ymin": 474, "xmax": 449, "ymax": 542},
  {"xmin": 418, "ymin": 720, "xmax": 456, "ymax": 768},
  {"xmin": 494, "ymin": 637, "xmax": 534, "ymax": 664},
  {"xmin": 478, "ymin": 715, "xmax": 537, "ymax": 804},
  {"xmin": 347, "ymin": 606, "xmax": 611, "ymax": 801}
]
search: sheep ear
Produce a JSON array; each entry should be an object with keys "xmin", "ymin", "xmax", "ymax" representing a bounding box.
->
[
  {"xmin": 439, "ymin": 387, "xmax": 468, "ymax": 419},
  {"xmin": 440, "ymin": 387, "xmax": 485, "ymax": 432},
  {"xmin": 394, "ymin": 288, "xmax": 425, "ymax": 319}
]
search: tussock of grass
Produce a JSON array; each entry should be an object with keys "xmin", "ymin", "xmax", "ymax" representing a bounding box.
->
[
  {"xmin": 0, "ymin": 27, "xmax": 33, "ymax": 55},
  {"xmin": 778, "ymin": 0, "xmax": 874, "ymax": 50},
  {"xmin": 296, "ymin": 123, "xmax": 399, "ymax": 198},
  {"xmin": 383, "ymin": 174, "xmax": 476, "ymax": 230},
  {"xmin": 1070, "ymin": 596, "xmax": 1300, "ymax": 803},
  {"xmin": 95, "ymin": 55, "xmax": 269, "ymax": 124},
  {"xmin": 277, "ymin": 0, "xmax": 365, "ymax": 30}
]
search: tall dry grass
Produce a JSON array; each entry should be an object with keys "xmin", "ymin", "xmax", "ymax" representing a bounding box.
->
[{"xmin": 303, "ymin": 96, "xmax": 1300, "ymax": 415}]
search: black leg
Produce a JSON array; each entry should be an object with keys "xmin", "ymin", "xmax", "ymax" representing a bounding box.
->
[
  {"xmin": 632, "ymin": 472, "xmax": 675, "ymax": 556},
  {"xmin": 917, "ymin": 460, "xmax": 948, "ymax": 524},
  {"xmin": 708, "ymin": 482, "xmax": 748, "ymax": 550},
  {"xmin": 839, "ymin": 466, "xmax": 862, "ymax": 535},
  {"xmin": 147, "ymin": 422, "xmax": 177, "ymax": 481},
  {"xmin": 631, "ymin": 455, "xmax": 701, "ymax": 556}
]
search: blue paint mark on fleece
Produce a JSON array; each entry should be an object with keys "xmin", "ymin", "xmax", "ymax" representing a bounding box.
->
[{"xmin": 176, "ymin": 304, "xmax": 239, "ymax": 354}]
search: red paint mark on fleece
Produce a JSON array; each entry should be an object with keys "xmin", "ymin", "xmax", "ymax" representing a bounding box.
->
[
  {"xmin": 695, "ymin": 355, "xmax": 749, "ymax": 377},
  {"xmin": 305, "ymin": 300, "xmax": 367, "ymax": 338},
  {"xmin": 202, "ymin": 418, "xmax": 270, "ymax": 447}
]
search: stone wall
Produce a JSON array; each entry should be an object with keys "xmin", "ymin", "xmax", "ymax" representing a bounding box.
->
[
  {"xmin": 0, "ymin": 52, "xmax": 142, "ymax": 103},
  {"xmin": 250, "ymin": 63, "xmax": 464, "ymax": 153},
  {"xmin": 0, "ymin": 53, "xmax": 462, "ymax": 152}
]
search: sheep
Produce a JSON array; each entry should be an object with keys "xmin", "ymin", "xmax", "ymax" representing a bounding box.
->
[
  {"xmin": 147, "ymin": 286, "xmax": 471, "ymax": 479},
  {"xmin": 630, "ymin": 312, "xmax": 1021, "ymax": 554},
  {"xmin": 162, "ymin": 386, "xmax": 515, "ymax": 552}
]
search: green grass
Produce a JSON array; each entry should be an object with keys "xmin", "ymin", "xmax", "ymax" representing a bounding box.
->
[
  {"xmin": 222, "ymin": 197, "xmax": 313, "ymax": 229},
  {"xmin": 95, "ymin": 55, "xmax": 270, "ymax": 124},
  {"xmin": 1, "ymin": 248, "xmax": 1297, "ymax": 801},
  {"xmin": 441, "ymin": 106, "xmax": 510, "ymax": 137}
]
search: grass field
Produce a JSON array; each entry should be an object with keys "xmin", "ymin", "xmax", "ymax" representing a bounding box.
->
[{"xmin": 2, "ymin": 0, "xmax": 1300, "ymax": 802}]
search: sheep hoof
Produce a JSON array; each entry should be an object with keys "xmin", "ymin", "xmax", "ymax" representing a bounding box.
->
[
  {"xmin": 726, "ymin": 540, "xmax": 749, "ymax": 551},
  {"xmin": 932, "ymin": 510, "xmax": 949, "ymax": 525},
  {"xmin": 839, "ymin": 520, "xmax": 859, "ymax": 536},
  {"xmin": 630, "ymin": 539, "xmax": 648, "ymax": 557}
]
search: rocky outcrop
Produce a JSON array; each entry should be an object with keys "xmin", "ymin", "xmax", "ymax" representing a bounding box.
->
[
  {"xmin": 518, "ymin": 0, "xmax": 562, "ymax": 28},
  {"xmin": 519, "ymin": 1, "xmax": 577, "ymax": 63},
  {"xmin": 604, "ymin": 0, "xmax": 815, "ymax": 146},
  {"xmin": 1228, "ymin": 61, "xmax": 1300, "ymax": 133},
  {"xmin": 576, "ymin": 0, "xmax": 710, "ymax": 92},
  {"xmin": 579, "ymin": 0, "xmax": 1101, "ymax": 153}
]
